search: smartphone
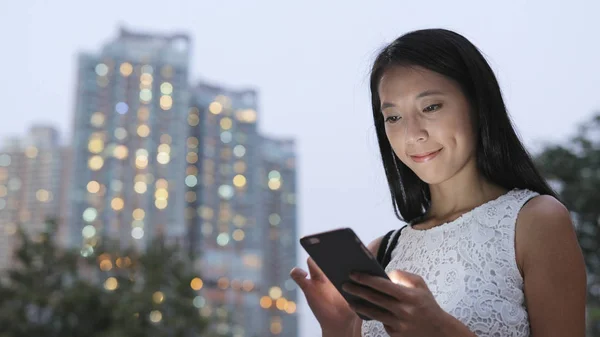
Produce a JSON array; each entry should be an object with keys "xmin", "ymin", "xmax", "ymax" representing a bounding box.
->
[{"xmin": 299, "ymin": 227, "xmax": 390, "ymax": 321}]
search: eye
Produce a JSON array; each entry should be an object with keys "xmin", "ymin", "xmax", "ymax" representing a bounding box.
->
[
  {"xmin": 423, "ymin": 103, "xmax": 442, "ymax": 113},
  {"xmin": 385, "ymin": 116, "xmax": 401, "ymax": 124}
]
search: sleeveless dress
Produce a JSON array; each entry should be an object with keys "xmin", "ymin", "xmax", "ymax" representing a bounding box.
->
[{"xmin": 362, "ymin": 189, "xmax": 539, "ymax": 337}]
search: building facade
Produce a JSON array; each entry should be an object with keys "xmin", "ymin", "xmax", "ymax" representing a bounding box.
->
[
  {"xmin": 259, "ymin": 136, "xmax": 298, "ymax": 336},
  {"xmin": 0, "ymin": 126, "xmax": 70, "ymax": 270},
  {"xmin": 187, "ymin": 81, "xmax": 266, "ymax": 336},
  {"xmin": 67, "ymin": 27, "xmax": 191, "ymax": 252},
  {"xmin": 186, "ymin": 81, "xmax": 299, "ymax": 337}
]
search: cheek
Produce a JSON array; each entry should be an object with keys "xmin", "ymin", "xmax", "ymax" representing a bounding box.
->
[
  {"xmin": 447, "ymin": 119, "xmax": 477, "ymax": 154},
  {"xmin": 385, "ymin": 127, "xmax": 406, "ymax": 157}
]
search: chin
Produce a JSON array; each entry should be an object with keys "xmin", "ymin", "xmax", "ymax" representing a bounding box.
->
[{"xmin": 411, "ymin": 169, "xmax": 451, "ymax": 185}]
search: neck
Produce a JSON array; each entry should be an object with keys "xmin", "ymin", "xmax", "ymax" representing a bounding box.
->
[{"xmin": 426, "ymin": 160, "xmax": 507, "ymax": 220}]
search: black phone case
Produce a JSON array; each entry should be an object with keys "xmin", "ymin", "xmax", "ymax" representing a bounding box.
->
[{"xmin": 300, "ymin": 227, "xmax": 390, "ymax": 321}]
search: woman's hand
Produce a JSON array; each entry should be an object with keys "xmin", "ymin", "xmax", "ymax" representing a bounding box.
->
[
  {"xmin": 342, "ymin": 270, "xmax": 475, "ymax": 337},
  {"xmin": 290, "ymin": 258, "xmax": 358, "ymax": 336}
]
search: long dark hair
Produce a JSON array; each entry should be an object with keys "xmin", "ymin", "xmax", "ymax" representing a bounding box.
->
[{"xmin": 370, "ymin": 28, "xmax": 558, "ymax": 222}]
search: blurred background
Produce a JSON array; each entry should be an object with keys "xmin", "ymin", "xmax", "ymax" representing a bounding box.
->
[{"xmin": 0, "ymin": 0, "xmax": 599, "ymax": 336}]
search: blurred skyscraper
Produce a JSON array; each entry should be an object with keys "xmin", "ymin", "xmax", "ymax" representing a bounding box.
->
[
  {"xmin": 67, "ymin": 28, "xmax": 191, "ymax": 251},
  {"xmin": 259, "ymin": 136, "xmax": 298, "ymax": 336},
  {"xmin": 187, "ymin": 81, "xmax": 265, "ymax": 336},
  {"xmin": 65, "ymin": 26, "xmax": 298, "ymax": 337},
  {"xmin": 0, "ymin": 126, "xmax": 70, "ymax": 270},
  {"xmin": 186, "ymin": 82, "xmax": 298, "ymax": 336}
]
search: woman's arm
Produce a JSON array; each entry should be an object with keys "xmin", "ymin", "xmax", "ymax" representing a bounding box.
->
[{"xmin": 516, "ymin": 195, "xmax": 587, "ymax": 337}]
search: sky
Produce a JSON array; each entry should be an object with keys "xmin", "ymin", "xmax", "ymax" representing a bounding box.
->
[{"xmin": 1, "ymin": 0, "xmax": 599, "ymax": 336}]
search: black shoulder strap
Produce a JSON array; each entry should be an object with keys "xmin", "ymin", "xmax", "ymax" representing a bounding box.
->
[
  {"xmin": 376, "ymin": 230, "xmax": 395, "ymax": 266},
  {"xmin": 377, "ymin": 226, "xmax": 405, "ymax": 269}
]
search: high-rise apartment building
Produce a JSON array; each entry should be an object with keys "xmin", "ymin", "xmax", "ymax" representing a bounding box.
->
[
  {"xmin": 67, "ymin": 27, "xmax": 191, "ymax": 251},
  {"xmin": 63, "ymin": 25, "xmax": 299, "ymax": 336},
  {"xmin": 187, "ymin": 81, "xmax": 265, "ymax": 336},
  {"xmin": 186, "ymin": 81, "xmax": 298, "ymax": 337},
  {"xmin": 0, "ymin": 126, "xmax": 70, "ymax": 270},
  {"xmin": 259, "ymin": 136, "xmax": 298, "ymax": 336}
]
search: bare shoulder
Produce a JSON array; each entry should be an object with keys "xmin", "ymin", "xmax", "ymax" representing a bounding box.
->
[
  {"xmin": 516, "ymin": 194, "xmax": 576, "ymax": 267},
  {"xmin": 515, "ymin": 194, "xmax": 587, "ymax": 336},
  {"xmin": 519, "ymin": 194, "xmax": 571, "ymax": 225},
  {"xmin": 516, "ymin": 195, "xmax": 574, "ymax": 252},
  {"xmin": 366, "ymin": 235, "xmax": 385, "ymax": 256}
]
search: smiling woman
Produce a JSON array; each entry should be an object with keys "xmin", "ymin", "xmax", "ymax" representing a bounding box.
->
[
  {"xmin": 291, "ymin": 28, "xmax": 586, "ymax": 337},
  {"xmin": 379, "ymin": 66, "xmax": 476, "ymax": 185}
]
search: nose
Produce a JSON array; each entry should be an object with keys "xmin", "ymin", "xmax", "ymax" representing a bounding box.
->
[{"xmin": 404, "ymin": 116, "xmax": 428, "ymax": 144}]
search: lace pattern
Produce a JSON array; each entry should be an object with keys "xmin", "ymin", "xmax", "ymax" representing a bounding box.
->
[{"xmin": 362, "ymin": 189, "xmax": 538, "ymax": 337}]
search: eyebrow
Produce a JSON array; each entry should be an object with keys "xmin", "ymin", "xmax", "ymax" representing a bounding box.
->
[{"xmin": 380, "ymin": 90, "xmax": 445, "ymax": 110}]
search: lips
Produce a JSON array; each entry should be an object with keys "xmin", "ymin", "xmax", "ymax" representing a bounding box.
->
[{"xmin": 409, "ymin": 148, "xmax": 442, "ymax": 163}]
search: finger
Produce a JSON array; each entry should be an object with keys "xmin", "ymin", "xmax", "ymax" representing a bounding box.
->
[
  {"xmin": 349, "ymin": 273, "xmax": 412, "ymax": 301},
  {"xmin": 342, "ymin": 282, "xmax": 396, "ymax": 310},
  {"xmin": 290, "ymin": 267, "xmax": 309, "ymax": 290},
  {"xmin": 306, "ymin": 257, "xmax": 326, "ymax": 281},
  {"xmin": 349, "ymin": 301, "xmax": 395, "ymax": 325},
  {"xmin": 387, "ymin": 270, "xmax": 425, "ymax": 288}
]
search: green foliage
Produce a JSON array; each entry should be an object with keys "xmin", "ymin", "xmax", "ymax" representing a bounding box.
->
[
  {"xmin": 535, "ymin": 112, "xmax": 600, "ymax": 334},
  {"xmin": 0, "ymin": 219, "xmax": 208, "ymax": 337}
]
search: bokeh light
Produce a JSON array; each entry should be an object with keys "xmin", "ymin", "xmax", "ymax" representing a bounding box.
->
[
  {"xmin": 260, "ymin": 296, "xmax": 272, "ymax": 309},
  {"xmin": 216, "ymin": 232, "xmax": 230, "ymax": 246},
  {"xmin": 185, "ymin": 175, "xmax": 198, "ymax": 187},
  {"xmin": 116, "ymin": 102, "xmax": 129, "ymax": 114},
  {"xmin": 149, "ymin": 310, "xmax": 162, "ymax": 323},
  {"xmin": 82, "ymin": 225, "xmax": 96, "ymax": 239},
  {"xmin": 140, "ymin": 89, "xmax": 152, "ymax": 102},
  {"xmin": 232, "ymin": 229, "xmax": 245, "ymax": 241},
  {"xmin": 88, "ymin": 156, "xmax": 104, "ymax": 171},
  {"xmin": 113, "ymin": 145, "xmax": 128, "ymax": 160},
  {"xmin": 191, "ymin": 277, "xmax": 203, "ymax": 291},
  {"xmin": 157, "ymin": 152, "xmax": 170, "ymax": 164},
  {"xmin": 209, "ymin": 101, "xmax": 223, "ymax": 115},
  {"xmin": 137, "ymin": 124, "xmax": 150, "ymax": 137},
  {"xmin": 153, "ymin": 291, "xmax": 165, "ymax": 304},
  {"xmin": 104, "ymin": 277, "xmax": 118, "ymax": 291},
  {"xmin": 269, "ymin": 286, "xmax": 282, "ymax": 299},
  {"xmin": 111, "ymin": 197, "xmax": 124, "ymax": 211},
  {"xmin": 119, "ymin": 62, "xmax": 133, "ymax": 76},
  {"xmin": 83, "ymin": 207, "xmax": 98, "ymax": 222},
  {"xmin": 220, "ymin": 131, "xmax": 232, "ymax": 143},
  {"xmin": 220, "ymin": 117, "xmax": 232, "ymax": 130},
  {"xmin": 233, "ymin": 145, "xmax": 246, "ymax": 157},
  {"xmin": 218, "ymin": 185, "xmax": 234, "ymax": 200},
  {"xmin": 269, "ymin": 213, "xmax": 281, "ymax": 226},
  {"xmin": 91, "ymin": 112, "xmax": 105, "ymax": 127},
  {"xmin": 115, "ymin": 127, "xmax": 127, "ymax": 140},
  {"xmin": 131, "ymin": 227, "xmax": 144, "ymax": 239},
  {"xmin": 233, "ymin": 174, "xmax": 246, "ymax": 188},
  {"xmin": 160, "ymin": 82, "xmax": 173, "ymax": 95},
  {"xmin": 160, "ymin": 96, "xmax": 173, "ymax": 110},
  {"xmin": 95, "ymin": 63, "xmax": 108, "ymax": 76}
]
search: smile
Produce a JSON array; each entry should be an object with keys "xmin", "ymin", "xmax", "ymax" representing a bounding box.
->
[{"xmin": 409, "ymin": 148, "xmax": 443, "ymax": 163}]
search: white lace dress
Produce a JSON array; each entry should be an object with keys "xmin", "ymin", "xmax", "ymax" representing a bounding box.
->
[{"xmin": 362, "ymin": 189, "xmax": 539, "ymax": 337}]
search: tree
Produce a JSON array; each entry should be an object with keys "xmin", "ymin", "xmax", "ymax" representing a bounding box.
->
[
  {"xmin": 87, "ymin": 236, "xmax": 208, "ymax": 337},
  {"xmin": 535, "ymin": 112, "xmax": 600, "ymax": 334},
  {"xmin": 0, "ymin": 219, "xmax": 112, "ymax": 337},
  {"xmin": 0, "ymin": 220, "xmax": 209, "ymax": 337}
]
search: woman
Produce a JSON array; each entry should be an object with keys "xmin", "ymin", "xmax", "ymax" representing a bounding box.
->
[{"xmin": 290, "ymin": 29, "xmax": 586, "ymax": 337}]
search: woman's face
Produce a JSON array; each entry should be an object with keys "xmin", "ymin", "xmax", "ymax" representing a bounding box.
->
[{"xmin": 378, "ymin": 65, "xmax": 477, "ymax": 185}]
